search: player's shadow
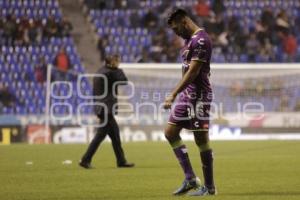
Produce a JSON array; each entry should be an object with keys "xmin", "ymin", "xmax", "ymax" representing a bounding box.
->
[{"xmin": 223, "ymin": 191, "xmax": 300, "ymax": 196}]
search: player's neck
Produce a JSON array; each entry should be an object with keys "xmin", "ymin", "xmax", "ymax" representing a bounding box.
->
[{"xmin": 190, "ymin": 24, "xmax": 202, "ymax": 37}]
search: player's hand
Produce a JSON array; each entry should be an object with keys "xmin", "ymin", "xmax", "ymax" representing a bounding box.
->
[{"xmin": 163, "ymin": 94, "xmax": 176, "ymax": 109}]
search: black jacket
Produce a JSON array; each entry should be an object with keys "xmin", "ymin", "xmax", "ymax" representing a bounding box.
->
[
  {"xmin": 0, "ymin": 88, "xmax": 17, "ymax": 107},
  {"xmin": 93, "ymin": 66, "xmax": 128, "ymax": 116}
]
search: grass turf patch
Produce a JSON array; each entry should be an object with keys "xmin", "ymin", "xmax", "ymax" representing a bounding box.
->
[{"xmin": 0, "ymin": 141, "xmax": 300, "ymax": 200}]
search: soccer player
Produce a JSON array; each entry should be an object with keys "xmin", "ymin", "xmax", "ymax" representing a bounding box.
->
[{"xmin": 163, "ymin": 9, "xmax": 216, "ymax": 196}]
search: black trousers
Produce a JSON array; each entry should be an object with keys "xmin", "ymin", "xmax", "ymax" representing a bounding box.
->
[{"xmin": 81, "ymin": 114, "xmax": 127, "ymax": 165}]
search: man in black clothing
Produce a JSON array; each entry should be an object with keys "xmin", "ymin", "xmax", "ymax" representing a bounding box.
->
[
  {"xmin": 79, "ymin": 54, "xmax": 134, "ymax": 169},
  {"xmin": 0, "ymin": 84, "xmax": 21, "ymax": 107}
]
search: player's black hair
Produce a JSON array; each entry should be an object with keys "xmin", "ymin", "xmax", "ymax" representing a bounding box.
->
[{"xmin": 167, "ymin": 8, "xmax": 189, "ymax": 25}]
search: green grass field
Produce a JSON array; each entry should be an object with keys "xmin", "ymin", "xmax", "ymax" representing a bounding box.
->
[{"xmin": 1, "ymin": 141, "xmax": 300, "ymax": 200}]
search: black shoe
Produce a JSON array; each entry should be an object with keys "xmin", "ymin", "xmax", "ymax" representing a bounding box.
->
[
  {"xmin": 79, "ymin": 161, "xmax": 92, "ymax": 169},
  {"xmin": 117, "ymin": 162, "xmax": 135, "ymax": 168}
]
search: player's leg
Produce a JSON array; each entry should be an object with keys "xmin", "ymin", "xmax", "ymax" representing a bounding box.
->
[
  {"xmin": 79, "ymin": 116, "xmax": 109, "ymax": 168},
  {"xmin": 107, "ymin": 114, "xmax": 134, "ymax": 167},
  {"xmin": 189, "ymin": 130, "xmax": 216, "ymax": 195},
  {"xmin": 165, "ymin": 123, "xmax": 200, "ymax": 195}
]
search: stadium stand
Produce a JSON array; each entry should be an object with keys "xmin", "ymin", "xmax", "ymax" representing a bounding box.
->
[
  {"xmin": 84, "ymin": 0, "xmax": 300, "ymax": 63},
  {"xmin": 0, "ymin": 0, "xmax": 93, "ymax": 116}
]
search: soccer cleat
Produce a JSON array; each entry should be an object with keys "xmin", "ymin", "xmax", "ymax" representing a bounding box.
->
[
  {"xmin": 117, "ymin": 162, "xmax": 135, "ymax": 168},
  {"xmin": 79, "ymin": 161, "xmax": 93, "ymax": 169},
  {"xmin": 173, "ymin": 177, "xmax": 201, "ymax": 195},
  {"xmin": 188, "ymin": 185, "xmax": 217, "ymax": 196}
]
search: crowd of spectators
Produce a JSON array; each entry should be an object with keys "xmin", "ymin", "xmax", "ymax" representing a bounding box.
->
[
  {"xmin": 211, "ymin": 6, "xmax": 297, "ymax": 62},
  {"xmin": 0, "ymin": 13, "xmax": 74, "ymax": 83},
  {"xmin": 0, "ymin": 14, "xmax": 73, "ymax": 46},
  {"xmin": 85, "ymin": 0, "xmax": 299, "ymax": 63},
  {"xmin": 229, "ymin": 78, "xmax": 284, "ymax": 97},
  {"xmin": 228, "ymin": 77, "xmax": 300, "ymax": 112}
]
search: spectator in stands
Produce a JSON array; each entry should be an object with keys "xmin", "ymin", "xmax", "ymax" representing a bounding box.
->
[
  {"xmin": 205, "ymin": 14, "xmax": 227, "ymax": 54},
  {"xmin": 228, "ymin": 16, "xmax": 241, "ymax": 37},
  {"xmin": 165, "ymin": 35, "xmax": 182, "ymax": 62},
  {"xmin": 25, "ymin": 20, "xmax": 42, "ymax": 44},
  {"xmin": 230, "ymin": 81, "xmax": 243, "ymax": 96},
  {"xmin": 3, "ymin": 14, "xmax": 18, "ymax": 45},
  {"xmin": 165, "ymin": 46, "xmax": 179, "ymax": 62},
  {"xmin": 211, "ymin": 0, "xmax": 226, "ymax": 16},
  {"xmin": 255, "ymin": 20, "xmax": 268, "ymax": 46},
  {"xmin": 149, "ymin": 28, "xmax": 168, "ymax": 62},
  {"xmin": 246, "ymin": 31, "xmax": 259, "ymax": 62},
  {"xmin": 19, "ymin": 16, "xmax": 30, "ymax": 30},
  {"xmin": 256, "ymin": 38, "xmax": 274, "ymax": 62},
  {"xmin": 53, "ymin": 46, "xmax": 71, "ymax": 80},
  {"xmin": 295, "ymin": 14, "xmax": 300, "ymax": 35},
  {"xmin": 215, "ymin": 31, "xmax": 228, "ymax": 54},
  {"xmin": 227, "ymin": 16, "xmax": 246, "ymax": 54},
  {"xmin": 214, "ymin": 14, "xmax": 225, "ymax": 36},
  {"xmin": 15, "ymin": 16, "xmax": 29, "ymax": 45},
  {"xmin": 279, "ymin": 30, "xmax": 298, "ymax": 61},
  {"xmin": 137, "ymin": 49, "xmax": 150, "ymax": 63},
  {"xmin": 15, "ymin": 23, "xmax": 26, "ymax": 45},
  {"xmin": 152, "ymin": 28, "xmax": 168, "ymax": 47},
  {"xmin": 194, "ymin": 0, "xmax": 211, "ymax": 17},
  {"xmin": 0, "ymin": 83, "xmax": 19, "ymax": 107},
  {"xmin": 204, "ymin": 14, "xmax": 225, "ymax": 38},
  {"xmin": 58, "ymin": 17, "xmax": 73, "ymax": 37},
  {"xmin": 244, "ymin": 79, "xmax": 256, "ymax": 96},
  {"xmin": 44, "ymin": 15, "xmax": 59, "ymax": 39},
  {"xmin": 54, "ymin": 46, "xmax": 71, "ymax": 72},
  {"xmin": 142, "ymin": 9, "xmax": 159, "ymax": 29},
  {"xmin": 278, "ymin": 95, "xmax": 290, "ymax": 112},
  {"xmin": 260, "ymin": 8, "xmax": 275, "ymax": 31},
  {"xmin": 294, "ymin": 100, "xmax": 300, "ymax": 111},
  {"xmin": 255, "ymin": 80, "xmax": 265, "ymax": 96},
  {"xmin": 34, "ymin": 57, "xmax": 47, "ymax": 83},
  {"xmin": 275, "ymin": 10, "xmax": 290, "ymax": 32},
  {"xmin": 270, "ymin": 78, "xmax": 283, "ymax": 96},
  {"xmin": 149, "ymin": 44, "xmax": 163, "ymax": 62}
]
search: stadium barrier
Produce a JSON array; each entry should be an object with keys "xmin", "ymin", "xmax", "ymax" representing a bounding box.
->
[{"xmin": 1, "ymin": 63, "xmax": 300, "ymax": 144}]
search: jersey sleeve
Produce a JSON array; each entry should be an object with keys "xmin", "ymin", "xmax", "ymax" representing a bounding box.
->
[{"xmin": 190, "ymin": 36, "xmax": 209, "ymax": 63}]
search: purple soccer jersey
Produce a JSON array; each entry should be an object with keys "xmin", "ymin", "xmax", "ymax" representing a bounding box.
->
[
  {"xmin": 182, "ymin": 29, "xmax": 212, "ymax": 97},
  {"xmin": 168, "ymin": 29, "xmax": 213, "ymax": 130}
]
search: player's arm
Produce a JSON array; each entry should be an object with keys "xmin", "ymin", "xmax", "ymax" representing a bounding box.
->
[{"xmin": 163, "ymin": 60, "xmax": 202, "ymax": 109}]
